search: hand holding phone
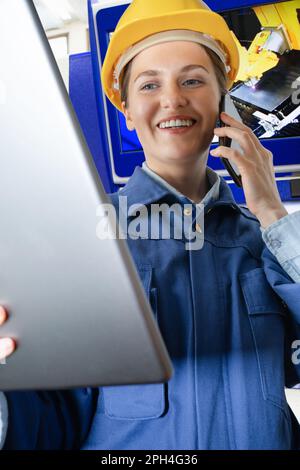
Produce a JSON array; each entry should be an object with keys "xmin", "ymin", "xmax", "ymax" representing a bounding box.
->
[{"xmin": 218, "ymin": 94, "xmax": 243, "ymax": 188}]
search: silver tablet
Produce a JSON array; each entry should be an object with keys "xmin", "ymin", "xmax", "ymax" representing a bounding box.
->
[{"xmin": 0, "ymin": 0, "xmax": 173, "ymax": 391}]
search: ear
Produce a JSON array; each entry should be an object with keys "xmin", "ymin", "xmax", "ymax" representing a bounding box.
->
[{"xmin": 121, "ymin": 101, "xmax": 135, "ymax": 131}]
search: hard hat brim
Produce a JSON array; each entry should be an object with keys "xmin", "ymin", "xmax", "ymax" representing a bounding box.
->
[{"xmin": 101, "ymin": 9, "xmax": 240, "ymax": 112}]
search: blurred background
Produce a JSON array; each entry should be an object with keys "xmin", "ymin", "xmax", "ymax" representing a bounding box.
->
[{"xmin": 33, "ymin": 0, "xmax": 89, "ymax": 90}]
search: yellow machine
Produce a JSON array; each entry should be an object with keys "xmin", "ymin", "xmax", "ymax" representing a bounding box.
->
[{"xmin": 233, "ymin": 0, "xmax": 300, "ymax": 86}]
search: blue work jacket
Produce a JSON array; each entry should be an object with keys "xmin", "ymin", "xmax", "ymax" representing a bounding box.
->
[{"xmin": 3, "ymin": 166, "xmax": 300, "ymax": 450}]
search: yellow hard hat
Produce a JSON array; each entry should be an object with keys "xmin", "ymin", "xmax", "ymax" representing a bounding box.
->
[{"xmin": 101, "ymin": 0, "xmax": 240, "ymax": 112}]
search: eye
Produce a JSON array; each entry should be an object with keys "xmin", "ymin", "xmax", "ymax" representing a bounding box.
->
[
  {"xmin": 140, "ymin": 83, "xmax": 158, "ymax": 91},
  {"xmin": 183, "ymin": 79, "xmax": 204, "ymax": 86},
  {"xmin": 140, "ymin": 78, "xmax": 204, "ymax": 91}
]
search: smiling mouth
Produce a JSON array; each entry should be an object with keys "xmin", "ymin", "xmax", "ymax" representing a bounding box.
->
[
  {"xmin": 157, "ymin": 119, "xmax": 197, "ymax": 129},
  {"xmin": 157, "ymin": 120, "xmax": 197, "ymax": 131}
]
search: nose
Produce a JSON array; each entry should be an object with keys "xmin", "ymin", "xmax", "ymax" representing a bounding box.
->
[{"xmin": 160, "ymin": 82, "xmax": 189, "ymax": 109}]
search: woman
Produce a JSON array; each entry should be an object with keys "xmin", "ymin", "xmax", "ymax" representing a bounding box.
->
[{"xmin": 1, "ymin": 0, "xmax": 300, "ymax": 450}]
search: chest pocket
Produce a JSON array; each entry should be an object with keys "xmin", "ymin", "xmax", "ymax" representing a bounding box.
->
[
  {"xmin": 102, "ymin": 265, "xmax": 168, "ymax": 420},
  {"xmin": 239, "ymin": 267, "xmax": 287, "ymax": 410}
]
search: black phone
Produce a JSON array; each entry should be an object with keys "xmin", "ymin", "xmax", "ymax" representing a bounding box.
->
[{"xmin": 218, "ymin": 94, "xmax": 243, "ymax": 188}]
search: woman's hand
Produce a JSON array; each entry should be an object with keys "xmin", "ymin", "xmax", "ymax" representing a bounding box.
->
[
  {"xmin": 211, "ymin": 111, "xmax": 288, "ymax": 229},
  {"xmin": 0, "ymin": 306, "xmax": 16, "ymax": 363}
]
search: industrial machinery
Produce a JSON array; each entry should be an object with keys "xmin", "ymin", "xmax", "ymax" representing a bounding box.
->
[{"xmin": 228, "ymin": 0, "xmax": 300, "ymax": 140}]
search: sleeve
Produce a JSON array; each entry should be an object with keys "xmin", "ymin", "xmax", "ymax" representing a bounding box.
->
[
  {"xmin": 260, "ymin": 210, "xmax": 300, "ymax": 283},
  {"xmin": 261, "ymin": 233, "xmax": 300, "ymax": 388},
  {"xmin": 0, "ymin": 392, "xmax": 8, "ymax": 449},
  {"xmin": 1, "ymin": 387, "xmax": 99, "ymax": 450}
]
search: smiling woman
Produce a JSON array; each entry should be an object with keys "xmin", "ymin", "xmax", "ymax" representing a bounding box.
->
[{"xmin": 118, "ymin": 40, "xmax": 225, "ymax": 202}]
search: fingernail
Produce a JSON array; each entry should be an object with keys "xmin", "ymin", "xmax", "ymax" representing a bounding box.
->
[
  {"xmin": 0, "ymin": 306, "xmax": 6, "ymax": 320},
  {"xmin": 1, "ymin": 338, "xmax": 13, "ymax": 352}
]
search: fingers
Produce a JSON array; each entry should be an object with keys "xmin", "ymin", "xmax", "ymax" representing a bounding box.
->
[
  {"xmin": 218, "ymin": 112, "xmax": 264, "ymax": 153},
  {"xmin": 220, "ymin": 111, "xmax": 250, "ymax": 131},
  {"xmin": 214, "ymin": 126, "xmax": 257, "ymax": 160},
  {"xmin": 0, "ymin": 306, "xmax": 16, "ymax": 362},
  {"xmin": 0, "ymin": 338, "xmax": 15, "ymax": 362},
  {"xmin": 210, "ymin": 145, "xmax": 245, "ymax": 167},
  {"xmin": 214, "ymin": 113, "xmax": 273, "ymax": 166},
  {"xmin": 210, "ymin": 145, "xmax": 264, "ymax": 177},
  {"xmin": 0, "ymin": 306, "xmax": 7, "ymax": 325}
]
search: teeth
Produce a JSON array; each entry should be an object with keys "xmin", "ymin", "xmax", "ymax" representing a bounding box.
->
[{"xmin": 159, "ymin": 119, "xmax": 194, "ymax": 129}]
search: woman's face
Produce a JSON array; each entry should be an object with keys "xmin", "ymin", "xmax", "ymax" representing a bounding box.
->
[{"xmin": 122, "ymin": 41, "xmax": 221, "ymax": 169}]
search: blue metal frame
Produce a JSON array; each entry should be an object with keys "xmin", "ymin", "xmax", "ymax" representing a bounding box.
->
[
  {"xmin": 87, "ymin": 0, "xmax": 300, "ymax": 201},
  {"xmin": 87, "ymin": 0, "xmax": 119, "ymax": 192}
]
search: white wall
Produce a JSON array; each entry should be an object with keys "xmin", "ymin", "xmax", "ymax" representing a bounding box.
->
[
  {"xmin": 46, "ymin": 21, "xmax": 88, "ymax": 91},
  {"xmin": 47, "ymin": 20, "xmax": 89, "ymax": 55},
  {"xmin": 56, "ymin": 56, "xmax": 70, "ymax": 92},
  {"xmin": 284, "ymin": 201, "xmax": 300, "ymax": 214}
]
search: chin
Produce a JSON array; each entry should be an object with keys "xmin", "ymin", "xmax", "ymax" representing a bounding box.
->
[{"xmin": 165, "ymin": 153, "xmax": 201, "ymax": 164}]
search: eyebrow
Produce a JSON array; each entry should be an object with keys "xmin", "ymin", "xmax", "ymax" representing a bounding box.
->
[{"xmin": 133, "ymin": 64, "xmax": 209, "ymax": 83}]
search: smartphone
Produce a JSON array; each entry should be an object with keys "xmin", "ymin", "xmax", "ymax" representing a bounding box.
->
[{"xmin": 218, "ymin": 94, "xmax": 243, "ymax": 188}]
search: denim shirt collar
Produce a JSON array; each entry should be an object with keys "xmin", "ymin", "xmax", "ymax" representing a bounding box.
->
[
  {"xmin": 118, "ymin": 165, "xmax": 241, "ymax": 216},
  {"xmin": 141, "ymin": 162, "xmax": 220, "ymax": 207}
]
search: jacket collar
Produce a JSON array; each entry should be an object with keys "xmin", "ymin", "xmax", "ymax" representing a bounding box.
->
[
  {"xmin": 116, "ymin": 165, "xmax": 244, "ymax": 217},
  {"xmin": 141, "ymin": 161, "xmax": 220, "ymax": 205},
  {"xmin": 117, "ymin": 166, "xmax": 174, "ymax": 215}
]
